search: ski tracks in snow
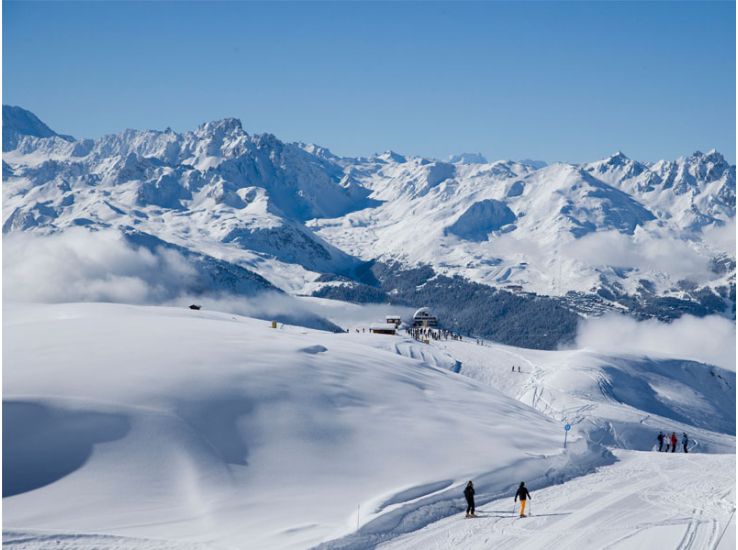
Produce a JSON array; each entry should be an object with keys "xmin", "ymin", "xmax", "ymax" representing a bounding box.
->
[
  {"xmin": 2, "ymin": 530, "xmax": 211, "ymax": 550},
  {"xmin": 379, "ymin": 450, "xmax": 735, "ymax": 550}
]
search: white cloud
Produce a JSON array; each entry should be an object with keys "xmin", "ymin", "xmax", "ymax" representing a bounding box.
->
[
  {"xmin": 702, "ymin": 218, "xmax": 736, "ymax": 255},
  {"xmin": 561, "ymin": 230, "xmax": 714, "ymax": 282},
  {"xmin": 2, "ymin": 229, "xmax": 342, "ymax": 332},
  {"xmin": 3, "ymin": 229, "xmax": 199, "ymax": 304},
  {"xmin": 574, "ymin": 313, "xmax": 736, "ymax": 371}
]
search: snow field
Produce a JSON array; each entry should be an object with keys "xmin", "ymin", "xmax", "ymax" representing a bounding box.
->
[
  {"xmin": 382, "ymin": 336, "xmax": 736, "ymax": 454},
  {"xmin": 3, "ymin": 303, "xmax": 610, "ymax": 550}
]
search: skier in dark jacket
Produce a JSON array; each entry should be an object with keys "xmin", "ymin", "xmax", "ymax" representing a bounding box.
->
[
  {"xmin": 682, "ymin": 433, "xmax": 689, "ymax": 453},
  {"xmin": 670, "ymin": 432, "xmax": 677, "ymax": 453},
  {"xmin": 514, "ymin": 481, "xmax": 531, "ymax": 517},
  {"xmin": 464, "ymin": 481, "xmax": 476, "ymax": 518},
  {"xmin": 657, "ymin": 432, "xmax": 665, "ymax": 452}
]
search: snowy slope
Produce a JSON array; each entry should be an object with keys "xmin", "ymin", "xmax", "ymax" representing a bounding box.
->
[
  {"xmin": 312, "ymin": 155, "xmax": 734, "ymax": 303},
  {"xmin": 586, "ymin": 150, "xmax": 735, "ymax": 231},
  {"xmin": 312, "ymin": 161, "xmax": 658, "ymax": 291},
  {"xmin": 3, "ymin": 302, "xmax": 611, "ymax": 550},
  {"xmin": 2, "ymin": 105, "xmax": 74, "ymax": 151},
  {"xmin": 2, "ymin": 108, "xmax": 372, "ymax": 289},
  {"xmin": 382, "ymin": 336, "xmax": 735, "ymax": 454},
  {"xmin": 380, "ymin": 450, "xmax": 736, "ymax": 550},
  {"xmin": 361, "ymin": 334, "xmax": 736, "ymax": 549},
  {"xmin": 3, "ymin": 106, "xmax": 734, "ymax": 310}
]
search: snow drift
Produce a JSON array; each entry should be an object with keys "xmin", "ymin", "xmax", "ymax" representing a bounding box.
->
[{"xmin": 3, "ymin": 302, "xmax": 610, "ymax": 550}]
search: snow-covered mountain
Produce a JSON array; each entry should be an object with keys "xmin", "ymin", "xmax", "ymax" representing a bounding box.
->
[
  {"xmin": 585, "ymin": 150, "xmax": 735, "ymax": 231},
  {"xmin": 2, "ymin": 105, "xmax": 74, "ymax": 151},
  {"xmin": 3, "ymin": 106, "xmax": 735, "ymax": 333}
]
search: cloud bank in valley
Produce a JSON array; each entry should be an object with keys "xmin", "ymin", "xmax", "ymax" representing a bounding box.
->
[
  {"xmin": 3, "ymin": 229, "xmax": 199, "ymax": 304},
  {"xmin": 2, "ymin": 229, "xmax": 341, "ymax": 331},
  {"xmin": 561, "ymin": 230, "xmax": 715, "ymax": 281},
  {"xmin": 702, "ymin": 217, "xmax": 736, "ymax": 255},
  {"xmin": 574, "ymin": 313, "xmax": 736, "ymax": 372},
  {"xmin": 484, "ymin": 224, "xmax": 731, "ymax": 293}
]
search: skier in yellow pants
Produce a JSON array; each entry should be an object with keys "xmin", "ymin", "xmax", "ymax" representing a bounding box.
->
[{"xmin": 514, "ymin": 481, "xmax": 532, "ymax": 517}]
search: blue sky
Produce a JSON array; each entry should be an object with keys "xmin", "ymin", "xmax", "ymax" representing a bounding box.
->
[{"xmin": 4, "ymin": 1, "xmax": 735, "ymax": 163}]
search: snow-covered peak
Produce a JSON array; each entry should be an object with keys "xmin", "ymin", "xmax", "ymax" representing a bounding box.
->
[
  {"xmin": 686, "ymin": 149, "xmax": 731, "ymax": 177},
  {"xmin": 448, "ymin": 152, "xmax": 488, "ymax": 165},
  {"xmin": 607, "ymin": 150, "xmax": 629, "ymax": 163},
  {"xmin": 377, "ymin": 150, "xmax": 408, "ymax": 164},
  {"xmin": 3, "ymin": 105, "xmax": 74, "ymax": 151},
  {"xmin": 195, "ymin": 116, "xmax": 245, "ymax": 136},
  {"xmin": 587, "ymin": 151, "xmax": 647, "ymax": 180},
  {"xmin": 298, "ymin": 142, "xmax": 340, "ymax": 162},
  {"xmin": 3, "ymin": 107, "xmax": 735, "ymax": 307}
]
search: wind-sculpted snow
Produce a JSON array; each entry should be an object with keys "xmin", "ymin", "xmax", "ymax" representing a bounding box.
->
[
  {"xmin": 3, "ymin": 401, "xmax": 131, "ymax": 497},
  {"xmin": 315, "ymin": 442, "xmax": 612, "ymax": 550},
  {"xmin": 414, "ymin": 337, "xmax": 736, "ymax": 454},
  {"xmin": 3, "ymin": 303, "xmax": 611, "ymax": 550},
  {"xmin": 3, "ymin": 530, "xmax": 212, "ymax": 550}
]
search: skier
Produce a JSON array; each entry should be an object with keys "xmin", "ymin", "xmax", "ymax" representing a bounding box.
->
[
  {"xmin": 512, "ymin": 365, "xmax": 515, "ymax": 372},
  {"xmin": 682, "ymin": 433, "xmax": 689, "ymax": 453},
  {"xmin": 464, "ymin": 481, "xmax": 476, "ymax": 518},
  {"xmin": 657, "ymin": 431, "xmax": 665, "ymax": 452},
  {"xmin": 670, "ymin": 432, "xmax": 677, "ymax": 453},
  {"xmin": 514, "ymin": 481, "xmax": 531, "ymax": 517},
  {"xmin": 518, "ymin": 366, "xmax": 521, "ymax": 373}
]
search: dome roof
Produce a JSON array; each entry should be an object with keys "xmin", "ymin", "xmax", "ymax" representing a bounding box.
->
[{"xmin": 413, "ymin": 307, "xmax": 433, "ymax": 318}]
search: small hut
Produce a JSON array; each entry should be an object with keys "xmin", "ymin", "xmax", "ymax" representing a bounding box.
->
[
  {"xmin": 385, "ymin": 315, "xmax": 402, "ymax": 328},
  {"xmin": 369, "ymin": 323, "xmax": 397, "ymax": 335}
]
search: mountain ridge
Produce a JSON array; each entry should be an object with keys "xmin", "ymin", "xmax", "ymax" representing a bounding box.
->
[{"xmin": 3, "ymin": 105, "xmax": 735, "ymax": 343}]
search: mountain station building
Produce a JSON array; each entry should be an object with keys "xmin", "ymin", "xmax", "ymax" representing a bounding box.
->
[
  {"xmin": 412, "ymin": 307, "xmax": 438, "ymax": 328},
  {"xmin": 385, "ymin": 315, "xmax": 402, "ymax": 328}
]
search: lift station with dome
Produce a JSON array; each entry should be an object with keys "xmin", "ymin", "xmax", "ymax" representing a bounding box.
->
[{"xmin": 412, "ymin": 307, "xmax": 438, "ymax": 328}]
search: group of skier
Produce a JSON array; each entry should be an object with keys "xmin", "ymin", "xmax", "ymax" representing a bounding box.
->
[
  {"xmin": 657, "ymin": 431, "xmax": 689, "ymax": 453},
  {"xmin": 408, "ymin": 327, "xmax": 460, "ymax": 342},
  {"xmin": 463, "ymin": 480, "xmax": 532, "ymax": 519},
  {"xmin": 463, "ymin": 431, "xmax": 692, "ymax": 520}
]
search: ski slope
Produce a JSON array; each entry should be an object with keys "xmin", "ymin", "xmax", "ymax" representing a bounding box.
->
[
  {"xmin": 380, "ymin": 336, "xmax": 736, "ymax": 454},
  {"xmin": 379, "ymin": 450, "xmax": 736, "ymax": 550},
  {"xmin": 3, "ymin": 302, "xmax": 735, "ymax": 549},
  {"xmin": 3, "ymin": 302, "xmax": 608, "ymax": 550}
]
